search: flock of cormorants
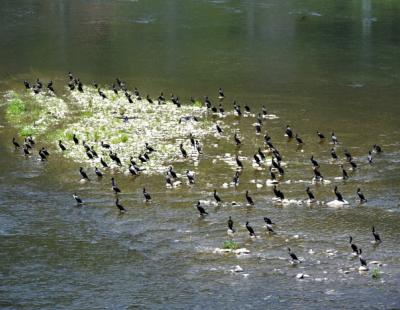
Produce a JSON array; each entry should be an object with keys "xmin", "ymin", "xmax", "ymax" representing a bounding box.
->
[{"xmin": 12, "ymin": 73, "xmax": 385, "ymax": 271}]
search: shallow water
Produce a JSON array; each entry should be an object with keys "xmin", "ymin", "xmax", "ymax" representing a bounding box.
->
[{"xmin": 1, "ymin": 0, "xmax": 400, "ymax": 309}]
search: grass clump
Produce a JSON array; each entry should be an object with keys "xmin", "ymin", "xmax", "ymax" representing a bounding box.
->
[
  {"xmin": 6, "ymin": 95, "xmax": 26, "ymax": 119},
  {"xmin": 19, "ymin": 125, "xmax": 38, "ymax": 137},
  {"xmin": 112, "ymin": 133, "xmax": 129, "ymax": 144},
  {"xmin": 371, "ymin": 268, "xmax": 381, "ymax": 279},
  {"xmin": 192, "ymin": 100, "xmax": 203, "ymax": 108},
  {"xmin": 223, "ymin": 240, "xmax": 240, "ymax": 250}
]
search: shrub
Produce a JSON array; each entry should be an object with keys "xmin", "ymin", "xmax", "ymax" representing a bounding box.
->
[{"xmin": 223, "ymin": 240, "xmax": 240, "ymax": 250}]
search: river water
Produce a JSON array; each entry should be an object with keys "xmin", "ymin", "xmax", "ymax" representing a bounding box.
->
[{"xmin": 0, "ymin": 1, "xmax": 399, "ymax": 309}]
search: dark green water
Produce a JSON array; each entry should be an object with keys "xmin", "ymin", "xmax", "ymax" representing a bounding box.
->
[{"xmin": 1, "ymin": 0, "xmax": 400, "ymax": 309}]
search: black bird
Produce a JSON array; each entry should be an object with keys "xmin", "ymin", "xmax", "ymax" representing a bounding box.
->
[
  {"xmin": 112, "ymin": 84, "xmax": 118, "ymax": 94},
  {"xmin": 12, "ymin": 137, "xmax": 20, "ymax": 149},
  {"xmin": 23, "ymin": 80, "xmax": 31, "ymax": 89},
  {"xmin": 227, "ymin": 216, "xmax": 235, "ymax": 233},
  {"xmin": 344, "ymin": 149, "xmax": 352, "ymax": 161},
  {"xmin": 234, "ymin": 133, "xmax": 241, "ymax": 146},
  {"xmin": 218, "ymin": 88, "xmax": 225, "ymax": 99},
  {"xmin": 77, "ymin": 81, "xmax": 83, "ymax": 92},
  {"xmin": 213, "ymin": 189, "xmax": 222, "ymax": 204},
  {"xmin": 115, "ymin": 198, "xmax": 126, "ymax": 212},
  {"xmin": 101, "ymin": 141, "xmax": 110, "ymax": 149},
  {"xmin": 331, "ymin": 148, "xmax": 338, "ymax": 160},
  {"xmin": 218, "ymin": 103, "xmax": 224, "ymax": 115},
  {"xmin": 68, "ymin": 81, "xmax": 75, "ymax": 90},
  {"xmin": 79, "ymin": 167, "xmax": 90, "ymax": 180},
  {"xmin": 93, "ymin": 81, "xmax": 98, "ymax": 89},
  {"xmin": 255, "ymin": 124, "xmax": 261, "ymax": 135},
  {"xmin": 47, "ymin": 80, "xmax": 55, "ymax": 93},
  {"xmin": 58, "ymin": 140, "xmax": 66, "ymax": 151},
  {"xmin": 145, "ymin": 142, "xmax": 155, "ymax": 153},
  {"xmin": 73, "ymin": 134, "xmax": 79, "ymax": 145},
  {"xmin": 232, "ymin": 171, "xmax": 240, "ymax": 186},
  {"xmin": 41, "ymin": 147, "xmax": 49, "ymax": 156},
  {"xmin": 90, "ymin": 147, "xmax": 98, "ymax": 158},
  {"xmin": 138, "ymin": 154, "xmax": 148, "ymax": 163},
  {"xmin": 165, "ymin": 175, "xmax": 173, "ymax": 187},
  {"xmin": 189, "ymin": 133, "xmax": 195, "ymax": 147},
  {"xmin": 24, "ymin": 139, "xmax": 32, "ymax": 149},
  {"xmin": 38, "ymin": 149, "xmax": 47, "ymax": 161},
  {"xmin": 264, "ymin": 132, "xmax": 271, "ymax": 144},
  {"xmin": 168, "ymin": 166, "xmax": 178, "ymax": 179},
  {"xmin": 295, "ymin": 134, "xmax": 303, "ymax": 145},
  {"xmin": 331, "ymin": 132, "xmax": 338, "ymax": 145},
  {"xmin": 196, "ymin": 201, "xmax": 208, "ymax": 216},
  {"xmin": 349, "ymin": 159, "xmax": 357, "ymax": 169},
  {"xmin": 100, "ymin": 157, "xmax": 109, "ymax": 168},
  {"xmin": 95, "ymin": 167, "xmax": 103, "ymax": 177},
  {"xmin": 86, "ymin": 151, "xmax": 93, "ymax": 160},
  {"xmin": 288, "ymin": 247, "xmax": 300, "ymax": 263},
  {"xmin": 263, "ymin": 217, "xmax": 275, "ymax": 225},
  {"xmin": 204, "ymin": 96, "xmax": 212, "ymax": 109},
  {"xmin": 358, "ymin": 248, "xmax": 368, "ymax": 267},
  {"xmin": 349, "ymin": 236, "xmax": 358, "ymax": 254},
  {"xmin": 262, "ymin": 105, "xmax": 268, "ymax": 116},
  {"xmin": 143, "ymin": 187, "xmax": 151, "ymax": 202},
  {"xmin": 129, "ymin": 164, "xmax": 139, "ymax": 175},
  {"xmin": 146, "ymin": 94, "xmax": 153, "ymax": 104},
  {"xmin": 216, "ymin": 124, "xmax": 223, "ymax": 134},
  {"xmin": 125, "ymin": 92, "xmax": 133, "ymax": 103},
  {"xmin": 23, "ymin": 146, "xmax": 30, "ymax": 156},
  {"xmin": 82, "ymin": 140, "xmax": 90, "ymax": 152},
  {"xmin": 234, "ymin": 104, "xmax": 242, "ymax": 116},
  {"xmin": 98, "ymin": 89, "xmax": 107, "ymax": 99},
  {"xmin": 195, "ymin": 140, "xmax": 202, "ymax": 154},
  {"xmin": 273, "ymin": 186, "xmax": 284, "ymax": 200},
  {"xmin": 253, "ymin": 154, "xmax": 262, "ymax": 166},
  {"xmin": 73, "ymin": 193, "xmax": 83, "ymax": 205},
  {"xmin": 357, "ymin": 188, "xmax": 367, "ymax": 203},
  {"xmin": 285, "ymin": 125, "xmax": 293, "ymax": 139},
  {"xmin": 257, "ymin": 147, "xmax": 266, "ymax": 160},
  {"xmin": 27, "ymin": 136, "xmax": 35, "ymax": 145},
  {"xmin": 244, "ymin": 105, "xmax": 251, "ymax": 113},
  {"xmin": 317, "ymin": 131, "xmax": 325, "ymax": 140},
  {"xmin": 111, "ymin": 177, "xmax": 121, "ymax": 194},
  {"xmin": 158, "ymin": 92, "xmax": 165, "ymax": 102},
  {"xmin": 334, "ymin": 186, "xmax": 344, "ymax": 202},
  {"xmin": 310, "ymin": 155, "xmax": 319, "ymax": 168},
  {"xmin": 340, "ymin": 165, "xmax": 348, "ymax": 180},
  {"xmin": 235, "ymin": 155, "xmax": 243, "ymax": 169},
  {"xmin": 373, "ymin": 144, "xmax": 382, "ymax": 153},
  {"xmin": 372, "ymin": 226, "xmax": 381, "ymax": 243},
  {"xmin": 245, "ymin": 190, "xmax": 254, "ymax": 206},
  {"xmin": 306, "ymin": 187, "xmax": 315, "ymax": 201},
  {"xmin": 367, "ymin": 151, "xmax": 373, "ymax": 164},
  {"xmin": 180, "ymin": 143, "xmax": 188, "ymax": 158},
  {"xmin": 186, "ymin": 170, "xmax": 195, "ymax": 184},
  {"xmin": 35, "ymin": 78, "xmax": 43, "ymax": 89},
  {"xmin": 246, "ymin": 221, "xmax": 256, "ymax": 237}
]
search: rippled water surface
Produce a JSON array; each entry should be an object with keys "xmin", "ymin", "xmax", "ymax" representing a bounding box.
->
[{"xmin": 1, "ymin": 0, "xmax": 400, "ymax": 309}]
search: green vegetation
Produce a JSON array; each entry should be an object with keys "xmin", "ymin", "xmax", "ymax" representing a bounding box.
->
[
  {"xmin": 19, "ymin": 125, "xmax": 38, "ymax": 137},
  {"xmin": 6, "ymin": 94, "xmax": 26, "ymax": 120},
  {"xmin": 65, "ymin": 131, "xmax": 75, "ymax": 141},
  {"xmin": 112, "ymin": 133, "xmax": 129, "ymax": 144},
  {"xmin": 192, "ymin": 100, "xmax": 203, "ymax": 108},
  {"xmin": 371, "ymin": 268, "xmax": 381, "ymax": 279},
  {"xmin": 223, "ymin": 240, "xmax": 240, "ymax": 250}
]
